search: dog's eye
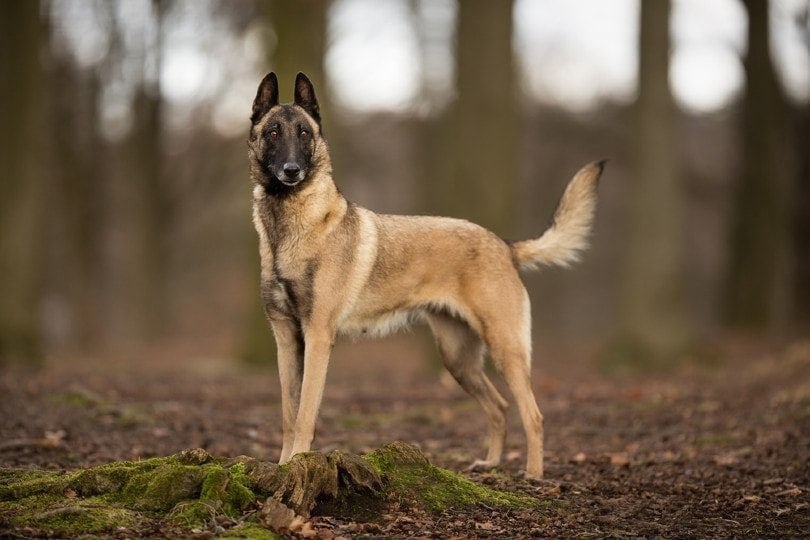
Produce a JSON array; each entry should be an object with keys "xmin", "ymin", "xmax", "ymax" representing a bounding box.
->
[
  {"xmin": 269, "ymin": 129, "xmax": 279, "ymax": 141},
  {"xmin": 299, "ymin": 129, "xmax": 309, "ymax": 139}
]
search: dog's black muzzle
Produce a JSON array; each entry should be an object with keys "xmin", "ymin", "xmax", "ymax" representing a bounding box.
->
[{"xmin": 273, "ymin": 161, "xmax": 306, "ymax": 186}]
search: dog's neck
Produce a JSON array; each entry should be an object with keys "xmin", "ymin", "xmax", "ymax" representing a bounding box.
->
[{"xmin": 253, "ymin": 168, "xmax": 348, "ymax": 246}]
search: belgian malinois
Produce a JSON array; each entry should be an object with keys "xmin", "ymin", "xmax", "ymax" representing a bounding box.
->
[{"xmin": 248, "ymin": 72, "xmax": 604, "ymax": 479}]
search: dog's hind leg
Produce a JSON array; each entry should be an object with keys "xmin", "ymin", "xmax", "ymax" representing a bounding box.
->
[
  {"xmin": 427, "ymin": 312, "xmax": 509, "ymax": 472},
  {"xmin": 481, "ymin": 303, "xmax": 544, "ymax": 479},
  {"xmin": 271, "ymin": 319, "xmax": 304, "ymax": 464},
  {"xmin": 493, "ymin": 347, "xmax": 543, "ymax": 479}
]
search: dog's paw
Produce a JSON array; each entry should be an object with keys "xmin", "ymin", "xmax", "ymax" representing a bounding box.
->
[
  {"xmin": 520, "ymin": 467, "xmax": 544, "ymax": 481},
  {"xmin": 466, "ymin": 459, "xmax": 500, "ymax": 473}
]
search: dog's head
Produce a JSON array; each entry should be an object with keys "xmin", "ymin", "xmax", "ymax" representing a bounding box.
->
[{"xmin": 248, "ymin": 72, "xmax": 326, "ymax": 192}]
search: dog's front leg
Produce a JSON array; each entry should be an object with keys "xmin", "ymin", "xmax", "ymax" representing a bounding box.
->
[
  {"xmin": 286, "ymin": 328, "xmax": 335, "ymax": 460},
  {"xmin": 271, "ymin": 319, "xmax": 304, "ymax": 464}
]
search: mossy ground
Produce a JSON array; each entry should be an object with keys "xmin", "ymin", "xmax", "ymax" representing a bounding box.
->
[
  {"xmin": 364, "ymin": 442, "xmax": 538, "ymax": 513},
  {"xmin": 1, "ymin": 450, "xmax": 260, "ymax": 535},
  {"xmin": 0, "ymin": 443, "xmax": 541, "ymax": 537}
]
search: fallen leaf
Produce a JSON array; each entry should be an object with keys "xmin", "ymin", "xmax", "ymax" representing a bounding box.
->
[
  {"xmin": 775, "ymin": 487, "xmax": 801, "ymax": 497},
  {"xmin": 316, "ymin": 527, "xmax": 335, "ymax": 540},
  {"xmin": 660, "ymin": 450, "xmax": 678, "ymax": 462},
  {"xmin": 698, "ymin": 400, "xmax": 721, "ymax": 413},
  {"xmin": 475, "ymin": 521, "xmax": 499, "ymax": 531},
  {"xmin": 572, "ymin": 452, "xmax": 587, "ymax": 463},
  {"xmin": 261, "ymin": 498, "xmax": 296, "ymax": 530},
  {"xmin": 713, "ymin": 454, "xmax": 739, "ymax": 466},
  {"xmin": 295, "ymin": 521, "xmax": 317, "ymax": 538},
  {"xmin": 625, "ymin": 387, "xmax": 645, "ymax": 401},
  {"xmin": 609, "ymin": 452, "xmax": 631, "ymax": 466},
  {"xmin": 43, "ymin": 430, "xmax": 66, "ymax": 448}
]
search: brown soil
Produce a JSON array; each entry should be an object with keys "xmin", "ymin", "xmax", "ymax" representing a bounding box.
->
[{"xmin": 1, "ymin": 335, "xmax": 808, "ymax": 537}]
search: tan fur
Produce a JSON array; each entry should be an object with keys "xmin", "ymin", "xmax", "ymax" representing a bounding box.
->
[
  {"xmin": 249, "ymin": 74, "xmax": 604, "ymax": 479},
  {"xmin": 511, "ymin": 160, "xmax": 604, "ymax": 270}
]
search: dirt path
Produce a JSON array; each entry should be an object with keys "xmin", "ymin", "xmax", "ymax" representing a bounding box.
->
[{"xmin": 1, "ymin": 336, "xmax": 808, "ymax": 537}]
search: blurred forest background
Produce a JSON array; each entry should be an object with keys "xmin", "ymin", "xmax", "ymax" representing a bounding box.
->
[{"xmin": 1, "ymin": 0, "xmax": 808, "ymax": 368}]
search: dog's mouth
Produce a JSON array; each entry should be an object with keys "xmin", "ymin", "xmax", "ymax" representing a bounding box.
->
[{"xmin": 275, "ymin": 174, "xmax": 306, "ymax": 187}]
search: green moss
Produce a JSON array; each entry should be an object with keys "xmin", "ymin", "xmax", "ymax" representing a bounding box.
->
[
  {"xmin": 421, "ymin": 465, "xmax": 535, "ymax": 511},
  {"xmin": 364, "ymin": 443, "xmax": 538, "ymax": 513},
  {"xmin": 54, "ymin": 388, "xmax": 105, "ymax": 409},
  {"xmin": 1, "ymin": 491, "xmax": 142, "ymax": 536},
  {"xmin": 124, "ymin": 464, "xmax": 204, "ymax": 511},
  {"xmin": 110, "ymin": 458, "xmax": 256, "ymax": 519},
  {"xmin": 362, "ymin": 441, "xmax": 430, "ymax": 472},
  {"xmin": 23, "ymin": 499, "xmax": 140, "ymax": 535},
  {"xmin": 199, "ymin": 463, "xmax": 257, "ymax": 516},
  {"xmin": 0, "ymin": 450, "xmax": 263, "ymax": 534},
  {"xmin": 51, "ymin": 388, "xmax": 152, "ymax": 427},
  {"xmin": 0, "ymin": 493, "xmax": 62, "ymax": 525},
  {"xmin": 339, "ymin": 414, "xmax": 367, "ymax": 429},
  {"xmin": 167, "ymin": 499, "xmax": 220, "ymax": 527},
  {"xmin": 0, "ymin": 469, "xmax": 75, "ymax": 500},
  {"xmin": 694, "ymin": 434, "xmax": 739, "ymax": 447},
  {"xmin": 70, "ymin": 460, "xmax": 157, "ymax": 497},
  {"xmin": 226, "ymin": 460, "xmax": 258, "ymax": 494}
]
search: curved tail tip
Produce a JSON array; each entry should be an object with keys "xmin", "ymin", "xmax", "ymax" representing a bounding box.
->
[{"xmin": 596, "ymin": 158, "xmax": 609, "ymax": 172}]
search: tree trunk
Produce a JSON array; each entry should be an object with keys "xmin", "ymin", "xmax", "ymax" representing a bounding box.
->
[
  {"xmin": 0, "ymin": 0, "xmax": 46, "ymax": 363},
  {"xmin": 792, "ymin": 7, "xmax": 810, "ymax": 326},
  {"xmin": 614, "ymin": 0, "xmax": 691, "ymax": 365},
  {"xmin": 261, "ymin": 1, "xmax": 327, "ymax": 102},
  {"xmin": 724, "ymin": 0, "xmax": 793, "ymax": 331},
  {"xmin": 130, "ymin": 0, "xmax": 171, "ymax": 340},
  {"xmin": 240, "ymin": 0, "xmax": 329, "ymax": 365},
  {"xmin": 794, "ymin": 104, "xmax": 810, "ymax": 325},
  {"xmin": 50, "ymin": 58, "xmax": 105, "ymax": 351},
  {"xmin": 430, "ymin": 0, "xmax": 518, "ymax": 237}
]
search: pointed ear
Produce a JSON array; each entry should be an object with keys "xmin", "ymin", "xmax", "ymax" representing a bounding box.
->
[
  {"xmin": 294, "ymin": 72, "xmax": 321, "ymax": 124},
  {"xmin": 252, "ymin": 72, "xmax": 279, "ymax": 124}
]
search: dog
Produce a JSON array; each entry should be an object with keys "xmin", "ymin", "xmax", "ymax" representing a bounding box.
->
[{"xmin": 248, "ymin": 72, "xmax": 604, "ymax": 479}]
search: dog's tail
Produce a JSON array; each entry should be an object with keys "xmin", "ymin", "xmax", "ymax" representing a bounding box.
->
[{"xmin": 511, "ymin": 160, "xmax": 606, "ymax": 271}]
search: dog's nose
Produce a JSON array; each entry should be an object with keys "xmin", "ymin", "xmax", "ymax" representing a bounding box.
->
[{"xmin": 283, "ymin": 162, "xmax": 301, "ymax": 179}]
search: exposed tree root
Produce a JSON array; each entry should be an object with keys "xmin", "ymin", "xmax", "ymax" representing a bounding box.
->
[{"xmin": 0, "ymin": 442, "xmax": 538, "ymax": 536}]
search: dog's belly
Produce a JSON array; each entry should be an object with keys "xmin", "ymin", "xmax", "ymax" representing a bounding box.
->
[
  {"xmin": 337, "ymin": 289, "xmax": 468, "ymax": 340},
  {"xmin": 338, "ymin": 304, "xmax": 421, "ymax": 339}
]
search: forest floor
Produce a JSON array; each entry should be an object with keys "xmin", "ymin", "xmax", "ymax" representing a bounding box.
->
[{"xmin": 1, "ymin": 334, "xmax": 808, "ymax": 538}]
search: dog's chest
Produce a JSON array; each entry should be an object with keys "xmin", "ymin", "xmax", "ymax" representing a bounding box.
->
[
  {"xmin": 261, "ymin": 276, "xmax": 293, "ymax": 317},
  {"xmin": 262, "ymin": 270, "xmax": 315, "ymax": 320},
  {"xmin": 260, "ymin": 243, "xmax": 318, "ymax": 321}
]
